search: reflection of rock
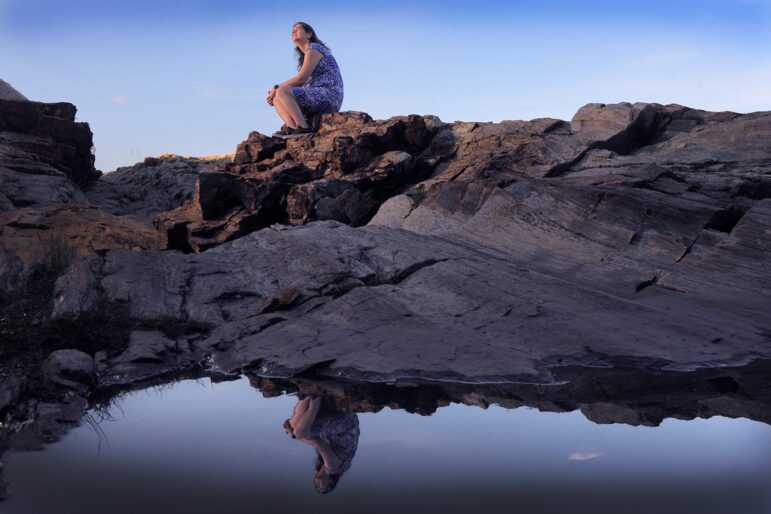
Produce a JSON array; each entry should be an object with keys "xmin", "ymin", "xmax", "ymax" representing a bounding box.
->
[
  {"xmin": 0, "ymin": 358, "xmax": 769, "ymax": 504},
  {"xmin": 247, "ymin": 358, "xmax": 771, "ymax": 427}
]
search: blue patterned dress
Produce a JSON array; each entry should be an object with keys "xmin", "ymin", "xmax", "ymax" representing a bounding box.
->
[
  {"xmin": 293, "ymin": 42, "xmax": 344, "ymax": 116},
  {"xmin": 309, "ymin": 407, "xmax": 359, "ymax": 474}
]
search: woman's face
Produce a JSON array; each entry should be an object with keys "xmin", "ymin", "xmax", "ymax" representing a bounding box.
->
[{"xmin": 292, "ymin": 24, "xmax": 311, "ymax": 45}]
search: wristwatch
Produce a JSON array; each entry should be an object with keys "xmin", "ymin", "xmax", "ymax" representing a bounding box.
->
[{"xmin": 273, "ymin": 84, "xmax": 279, "ymax": 89}]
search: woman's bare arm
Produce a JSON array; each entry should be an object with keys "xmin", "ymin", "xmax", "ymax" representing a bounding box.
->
[
  {"xmin": 278, "ymin": 49, "xmax": 323, "ymax": 88},
  {"xmin": 292, "ymin": 397, "xmax": 321, "ymax": 438}
]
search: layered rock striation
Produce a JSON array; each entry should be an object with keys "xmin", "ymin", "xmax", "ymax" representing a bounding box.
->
[
  {"xmin": 50, "ymin": 102, "xmax": 771, "ymax": 385},
  {"xmin": 1, "ymin": 82, "xmax": 770, "ymax": 387}
]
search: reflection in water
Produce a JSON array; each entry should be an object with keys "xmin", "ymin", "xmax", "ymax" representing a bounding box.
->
[
  {"xmin": 283, "ymin": 396, "xmax": 360, "ymax": 493},
  {"xmin": 0, "ymin": 360, "xmax": 769, "ymax": 512}
]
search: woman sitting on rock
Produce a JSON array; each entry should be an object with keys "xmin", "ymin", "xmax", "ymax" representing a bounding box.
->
[{"xmin": 267, "ymin": 22, "xmax": 344, "ymax": 139}]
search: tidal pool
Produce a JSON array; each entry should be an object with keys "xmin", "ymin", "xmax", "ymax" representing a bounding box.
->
[{"xmin": 2, "ymin": 375, "xmax": 770, "ymax": 514}]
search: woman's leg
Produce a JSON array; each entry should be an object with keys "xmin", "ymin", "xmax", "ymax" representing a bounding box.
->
[
  {"xmin": 273, "ymin": 94, "xmax": 297, "ymax": 128},
  {"xmin": 275, "ymin": 87, "xmax": 309, "ymax": 128}
]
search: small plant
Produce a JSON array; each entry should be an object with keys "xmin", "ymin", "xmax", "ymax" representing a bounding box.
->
[
  {"xmin": 0, "ymin": 234, "xmax": 77, "ymax": 360},
  {"xmin": 406, "ymin": 183, "xmax": 427, "ymax": 217},
  {"xmin": 36, "ymin": 233, "xmax": 77, "ymax": 282}
]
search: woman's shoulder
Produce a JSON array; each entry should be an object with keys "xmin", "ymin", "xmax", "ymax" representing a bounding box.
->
[{"xmin": 309, "ymin": 42, "xmax": 329, "ymax": 54}]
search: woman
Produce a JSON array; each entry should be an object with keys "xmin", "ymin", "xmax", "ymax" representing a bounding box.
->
[
  {"xmin": 284, "ymin": 396, "xmax": 360, "ymax": 493},
  {"xmin": 267, "ymin": 22, "xmax": 344, "ymax": 138}
]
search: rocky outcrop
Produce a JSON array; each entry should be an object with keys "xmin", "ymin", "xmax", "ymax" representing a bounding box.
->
[
  {"xmin": 2, "ymin": 93, "xmax": 770, "ymax": 388},
  {"xmin": 0, "ymin": 90, "xmax": 217, "ymax": 286},
  {"xmin": 84, "ymin": 153, "xmax": 232, "ymax": 220},
  {"xmin": 1, "ymin": 98, "xmax": 770, "ymax": 499},
  {"xmin": 0, "ymin": 96, "xmax": 98, "ymax": 207},
  {"xmin": 155, "ymin": 113, "xmax": 439, "ymax": 251},
  {"xmin": 0, "ymin": 205, "xmax": 161, "ymax": 288},
  {"xmin": 46, "ymin": 101, "xmax": 770, "ymax": 385}
]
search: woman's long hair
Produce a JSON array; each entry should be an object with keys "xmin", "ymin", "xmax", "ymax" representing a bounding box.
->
[
  {"xmin": 314, "ymin": 453, "xmax": 343, "ymax": 494},
  {"xmin": 294, "ymin": 22, "xmax": 329, "ymax": 70}
]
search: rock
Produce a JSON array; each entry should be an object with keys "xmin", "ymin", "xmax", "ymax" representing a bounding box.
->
[
  {"xmin": 104, "ymin": 330, "xmax": 196, "ymax": 386},
  {"xmin": 0, "ymin": 205, "xmax": 162, "ymax": 285},
  {"xmin": 159, "ymin": 113, "xmax": 437, "ymax": 251},
  {"xmin": 113, "ymin": 330, "xmax": 175, "ymax": 363},
  {"xmin": 570, "ymin": 102, "xmax": 660, "ymax": 154},
  {"xmin": 84, "ymin": 153, "xmax": 232, "ymax": 219},
  {"xmin": 0, "ymin": 98, "xmax": 98, "ymax": 190},
  {"xmin": 0, "ymin": 165, "xmax": 87, "ymax": 211},
  {"xmin": 45, "ymin": 101, "xmax": 771, "ymax": 383},
  {"xmin": 54, "ymin": 215, "xmax": 770, "ymax": 382},
  {"xmin": 6, "ymin": 99, "xmax": 771, "ymax": 386},
  {"xmin": 51, "ymin": 255, "xmax": 103, "ymax": 318},
  {"xmin": 43, "ymin": 349, "xmax": 95, "ymax": 391},
  {"xmin": 0, "ymin": 370, "xmax": 23, "ymax": 413},
  {"xmin": 0, "ymin": 79, "xmax": 27, "ymax": 101}
]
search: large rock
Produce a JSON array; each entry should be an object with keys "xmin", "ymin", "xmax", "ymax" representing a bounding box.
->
[
  {"xmin": 156, "ymin": 113, "xmax": 438, "ymax": 251},
  {"xmin": 50, "ymin": 102, "xmax": 771, "ymax": 384},
  {"xmin": 3, "ymin": 99, "xmax": 770, "ymax": 388},
  {"xmin": 43, "ymin": 349, "xmax": 94, "ymax": 391},
  {"xmin": 0, "ymin": 98, "xmax": 98, "ymax": 194},
  {"xmin": 55, "ymin": 214, "xmax": 770, "ymax": 383},
  {"xmin": 0, "ymin": 205, "xmax": 162, "ymax": 287},
  {"xmin": 0, "ymin": 79, "xmax": 27, "ymax": 101},
  {"xmin": 85, "ymin": 153, "xmax": 232, "ymax": 219}
]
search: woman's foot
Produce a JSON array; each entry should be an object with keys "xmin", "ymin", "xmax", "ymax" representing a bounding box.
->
[
  {"xmin": 283, "ymin": 126, "xmax": 314, "ymax": 139},
  {"xmin": 271, "ymin": 125, "xmax": 294, "ymax": 138}
]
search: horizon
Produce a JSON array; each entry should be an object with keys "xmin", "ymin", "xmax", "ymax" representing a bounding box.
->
[{"xmin": 2, "ymin": 0, "xmax": 770, "ymax": 172}]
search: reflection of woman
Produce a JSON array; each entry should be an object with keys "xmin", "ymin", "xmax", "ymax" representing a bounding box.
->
[{"xmin": 284, "ymin": 396, "xmax": 359, "ymax": 493}]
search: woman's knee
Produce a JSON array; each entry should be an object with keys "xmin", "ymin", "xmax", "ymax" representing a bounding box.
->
[{"xmin": 276, "ymin": 86, "xmax": 295, "ymax": 100}]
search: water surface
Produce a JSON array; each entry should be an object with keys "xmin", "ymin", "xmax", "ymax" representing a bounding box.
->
[{"xmin": 3, "ymin": 375, "xmax": 770, "ymax": 514}]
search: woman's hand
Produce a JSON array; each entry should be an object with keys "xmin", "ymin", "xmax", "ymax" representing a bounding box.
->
[{"xmin": 266, "ymin": 87, "xmax": 276, "ymax": 106}]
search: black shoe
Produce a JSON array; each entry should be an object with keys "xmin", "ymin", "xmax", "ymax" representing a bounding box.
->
[
  {"xmin": 282, "ymin": 126, "xmax": 314, "ymax": 139},
  {"xmin": 271, "ymin": 125, "xmax": 294, "ymax": 138}
]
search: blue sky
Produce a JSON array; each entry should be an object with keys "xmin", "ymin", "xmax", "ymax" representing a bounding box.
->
[{"xmin": 1, "ymin": 0, "xmax": 770, "ymax": 172}]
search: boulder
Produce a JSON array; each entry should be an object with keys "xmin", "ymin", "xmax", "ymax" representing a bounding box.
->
[
  {"xmin": 0, "ymin": 99, "xmax": 98, "ymax": 189},
  {"xmin": 43, "ymin": 349, "xmax": 94, "ymax": 391}
]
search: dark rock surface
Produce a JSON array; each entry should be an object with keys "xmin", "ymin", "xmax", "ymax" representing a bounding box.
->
[
  {"xmin": 0, "ymin": 91, "xmax": 223, "ymax": 286},
  {"xmin": 155, "ymin": 113, "xmax": 439, "ymax": 251},
  {"xmin": 1, "ymin": 92, "xmax": 770, "ymax": 394},
  {"xmin": 85, "ymin": 153, "xmax": 231, "ymax": 220},
  {"xmin": 248, "ymin": 358, "xmax": 771, "ymax": 427},
  {"xmin": 46, "ymin": 102, "xmax": 770, "ymax": 385},
  {"xmin": 0, "ymin": 205, "xmax": 161, "ymax": 288},
  {"xmin": 1, "ymin": 92, "xmax": 770, "ymax": 507},
  {"xmin": 0, "ymin": 97, "xmax": 98, "ymax": 204}
]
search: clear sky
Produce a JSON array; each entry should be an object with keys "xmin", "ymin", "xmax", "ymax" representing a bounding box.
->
[{"xmin": 1, "ymin": 0, "xmax": 770, "ymax": 172}]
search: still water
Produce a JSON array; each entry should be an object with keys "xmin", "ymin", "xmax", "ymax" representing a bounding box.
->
[{"xmin": 2, "ymin": 375, "xmax": 770, "ymax": 514}]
